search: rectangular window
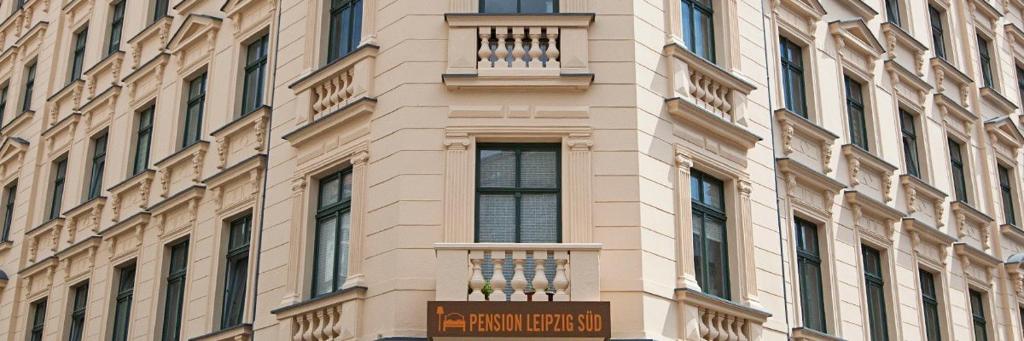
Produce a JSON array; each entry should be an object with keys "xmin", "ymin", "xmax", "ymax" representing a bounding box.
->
[
  {"xmin": 779, "ymin": 37, "xmax": 808, "ymax": 118},
  {"xmin": 1017, "ymin": 66, "xmax": 1024, "ymax": 107},
  {"xmin": 795, "ymin": 217, "xmax": 826, "ymax": 332},
  {"xmin": 862, "ymin": 245, "xmax": 889, "ymax": 341},
  {"xmin": 14, "ymin": 0, "xmax": 25, "ymax": 11},
  {"xmin": 885, "ymin": 0, "xmax": 902, "ymax": 26},
  {"xmin": 87, "ymin": 133, "xmax": 107, "ymax": 200},
  {"xmin": 480, "ymin": 0, "xmax": 557, "ymax": 13},
  {"xmin": 999, "ymin": 166, "xmax": 1017, "ymax": 226},
  {"xmin": 107, "ymin": 1, "xmax": 125, "ymax": 56},
  {"xmin": 69, "ymin": 27, "xmax": 88, "ymax": 82},
  {"xmin": 1, "ymin": 183, "xmax": 14, "ymax": 241},
  {"xmin": 900, "ymin": 109, "xmax": 920, "ymax": 178},
  {"xmin": 68, "ymin": 283, "xmax": 88, "ymax": 341},
  {"xmin": 111, "ymin": 264, "xmax": 135, "ymax": 341},
  {"xmin": 949, "ymin": 138, "xmax": 968, "ymax": 203},
  {"xmin": 241, "ymin": 35, "xmax": 269, "ymax": 116},
  {"xmin": 970, "ymin": 290, "xmax": 988, "ymax": 341},
  {"xmin": 22, "ymin": 62, "xmax": 35, "ymax": 113},
  {"xmin": 692, "ymin": 170, "xmax": 729, "ymax": 299},
  {"xmin": 133, "ymin": 106, "xmax": 154, "ymax": 175},
  {"xmin": 919, "ymin": 270, "xmax": 942, "ymax": 341},
  {"xmin": 29, "ymin": 299, "xmax": 46, "ymax": 341},
  {"xmin": 845, "ymin": 76, "xmax": 870, "ymax": 151},
  {"xmin": 182, "ymin": 73, "xmax": 207, "ymax": 148},
  {"xmin": 221, "ymin": 215, "xmax": 251, "ymax": 329},
  {"xmin": 161, "ymin": 240, "xmax": 188, "ymax": 341},
  {"xmin": 978, "ymin": 35, "xmax": 994, "ymax": 88},
  {"xmin": 152, "ymin": 0, "xmax": 169, "ymax": 23},
  {"xmin": 313, "ymin": 168, "xmax": 353, "ymax": 297},
  {"xmin": 476, "ymin": 144, "xmax": 561, "ymax": 244},
  {"xmin": 0, "ymin": 84, "xmax": 8, "ymax": 123},
  {"xmin": 680, "ymin": 0, "xmax": 715, "ymax": 62},
  {"xmin": 49, "ymin": 158, "xmax": 67, "ymax": 220},
  {"xmin": 327, "ymin": 0, "xmax": 363, "ymax": 63}
]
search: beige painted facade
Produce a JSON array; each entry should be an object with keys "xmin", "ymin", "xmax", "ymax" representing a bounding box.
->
[{"xmin": 0, "ymin": 0, "xmax": 1018, "ymax": 341}]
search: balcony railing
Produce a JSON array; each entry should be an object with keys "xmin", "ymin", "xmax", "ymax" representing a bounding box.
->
[
  {"xmin": 271, "ymin": 287, "xmax": 365, "ymax": 341},
  {"xmin": 290, "ymin": 45, "xmax": 377, "ymax": 126},
  {"xmin": 678, "ymin": 288, "xmax": 770, "ymax": 341},
  {"xmin": 665, "ymin": 44, "xmax": 755, "ymax": 123},
  {"xmin": 435, "ymin": 243, "xmax": 601, "ymax": 302}
]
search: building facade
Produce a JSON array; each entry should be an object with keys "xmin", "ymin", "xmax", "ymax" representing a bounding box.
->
[{"xmin": 0, "ymin": 0, "xmax": 1018, "ymax": 340}]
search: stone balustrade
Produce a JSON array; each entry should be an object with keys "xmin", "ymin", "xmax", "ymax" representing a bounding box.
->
[
  {"xmin": 476, "ymin": 26, "xmax": 560, "ymax": 72},
  {"xmin": 435, "ymin": 243, "xmax": 601, "ymax": 302},
  {"xmin": 677, "ymin": 288, "xmax": 770, "ymax": 341},
  {"xmin": 666, "ymin": 44, "xmax": 755, "ymax": 123},
  {"xmin": 271, "ymin": 287, "xmax": 364, "ymax": 341},
  {"xmin": 290, "ymin": 45, "xmax": 377, "ymax": 125}
]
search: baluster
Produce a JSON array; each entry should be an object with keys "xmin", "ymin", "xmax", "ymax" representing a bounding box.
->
[
  {"xmin": 478, "ymin": 28, "xmax": 493, "ymax": 69},
  {"xmin": 293, "ymin": 316, "xmax": 306, "ymax": 341},
  {"xmin": 714, "ymin": 313, "xmax": 727, "ymax": 341},
  {"xmin": 302, "ymin": 313, "xmax": 315, "ymax": 341},
  {"xmin": 343, "ymin": 70, "xmax": 354, "ymax": 98},
  {"xmin": 701, "ymin": 78, "xmax": 715, "ymax": 110},
  {"xmin": 697, "ymin": 308, "xmax": 709, "ymax": 339},
  {"xmin": 704, "ymin": 310, "xmax": 718, "ymax": 340},
  {"xmin": 495, "ymin": 27, "xmax": 510, "ymax": 68},
  {"xmin": 690, "ymin": 72, "xmax": 705, "ymax": 102},
  {"xmin": 330, "ymin": 77, "xmax": 344, "ymax": 111},
  {"xmin": 510, "ymin": 252, "xmax": 528, "ymax": 301},
  {"xmin": 312, "ymin": 310, "xmax": 326, "ymax": 340},
  {"xmin": 312, "ymin": 86, "xmax": 326, "ymax": 116},
  {"xmin": 709, "ymin": 83, "xmax": 724, "ymax": 115},
  {"xmin": 719, "ymin": 88, "xmax": 733, "ymax": 119},
  {"xmin": 531, "ymin": 251, "xmax": 549, "ymax": 301},
  {"xmin": 724, "ymin": 315, "xmax": 736, "ymax": 341},
  {"xmin": 552, "ymin": 254, "xmax": 569, "ymax": 301},
  {"xmin": 545, "ymin": 28, "xmax": 560, "ymax": 68},
  {"xmin": 490, "ymin": 251, "xmax": 508, "ymax": 301},
  {"xmin": 527, "ymin": 27, "xmax": 542, "ymax": 68},
  {"xmin": 468, "ymin": 258, "xmax": 485, "ymax": 300},
  {"xmin": 736, "ymin": 319, "xmax": 748, "ymax": 341},
  {"xmin": 511, "ymin": 27, "xmax": 527, "ymax": 68},
  {"xmin": 323, "ymin": 307, "xmax": 338, "ymax": 339}
]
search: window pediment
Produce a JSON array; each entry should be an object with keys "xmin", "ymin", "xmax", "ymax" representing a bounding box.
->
[
  {"xmin": 978, "ymin": 87, "xmax": 1017, "ymax": 115},
  {"xmin": 62, "ymin": 196, "xmax": 105, "ymax": 245},
  {"xmin": 17, "ymin": 256, "xmax": 55, "ymax": 301},
  {"xmin": 107, "ymin": 170, "xmax": 155, "ymax": 223},
  {"xmin": 0, "ymin": 46, "xmax": 18, "ymax": 81},
  {"xmin": 967, "ymin": 0, "xmax": 1001, "ymax": 31},
  {"xmin": 0, "ymin": 137, "xmax": 28, "ymax": 181},
  {"xmin": 127, "ymin": 16, "xmax": 172, "ymax": 70},
  {"xmin": 844, "ymin": 190, "xmax": 905, "ymax": 243},
  {"xmin": 951, "ymin": 201, "xmax": 995, "ymax": 251},
  {"xmin": 15, "ymin": 21, "xmax": 46, "ymax": 62},
  {"xmin": 99, "ymin": 212, "xmax": 149, "ymax": 263},
  {"xmin": 775, "ymin": 109, "xmax": 839, "ymax": 174},
  {"xmin": 154, "ymin": 141, "xmax": 209, "ymax": 199},
  {"xmin": 54, "ymin": 235, "xmax": 99, "ymax": 284},
  {"xmin": 842, "ymin": 144, "xmax": 897, "ymax": 203},
  {"xmin": 772, "ymin": 0, "xmax": 826, "ymax": 37},
  {"xmin": 41, "ymin": 112, "xmax": 79, "ymax": 159},
  {"xmin": 667, "ymin": 97, "xmax": 762, "ymax": 152},
  {"xmin": 80, "ymin": 86, "xmax": 120, "ymax": 135},
  {"xmin": 777, "ymin": 158, "xmax": 846, "ymax": 220},
  {"xmin": 829, "ymin": 20, "xmax": 885, "ymax": 73},
  {"xmin": 984, "ymin": 117, "xmax": 1023, "ymax": 159},
  {"xmin": 931, "ymin": 58, "xmax": 972, "ymax": 106},
  {"xmin": 935, "ymin": 93, "xmax": 977, "ymax": 138},
  {"xmin": 903, "ymin": 218, "xmax": 955, "ymax": 267},
  {"xmin": 166, "ymin": 14, "xmax": 222, "ymax": 76},
  {"xmin": 832, "ymin": 0, "xmax": 877, "ymax": 21},
  {"xmin": 900, "ymin": 175, "xmax": 947, "ymax": 228},
  {"xmin": 0, "ymin": 111, "xmax": 34, "ymax": 136},
  {"xmin": 885, "ymin": 61, "xmax": 931, "ymax": 111},
  {"xmin": 1001, "ymin": 224, "xmax": 1024, "ymax": 251},
  {"xmin": 0, "ymin": 11, "xmax": 24, "ymax": 49},
  {"xmin": 173, "ymin": 0, "xmax": 204, "ymax": 14},
  {"xmin": 880, "ymin": 23, "xmax": 926, "ymax": 76},
  {"xmin": 122, "ymin": 53, "xmax": 168, "ymax": 107},
  {"xmin": 1006, "ymin": 24, "xmax": 1024, "ymax": 58},
  {"xmin": 210, "ymin": 106, "xmax": 269, "ymax": 169},
  {"xmin": 204, "ymin": 155, "xmax": 265, "ymax": 216},
  {"xmin": 82, "ymin": 51, "xmax": 124, "ymax": 101},
  {"xmin": 61, "ymin": 0, "xmax": 93, "ymax": 28},
  {"xmin": 150, "ymin": 185, "xmax": 205, "ymax": 240},
  {"xmin": 45, "ymin": 79, "xmax": 84, "ymax": 127},
  {"xmin": 954, "ymin": 242, "xmax": 1000, "ymax": 285},
  {"xmin": 222, "ymin": 0, "xmax": 276, "ymax": 39}
]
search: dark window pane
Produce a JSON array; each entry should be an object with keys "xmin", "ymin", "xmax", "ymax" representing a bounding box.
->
[
  {"xmin": 999, "ymin": 166, "xmax": 1017, "ymax": 226},
  {"xmin": 49, "ymin": 159, "xmax": 67, "ymax": 220},
  {"xmin": 108, "ymin": 1, "xmax": 125, "ymax": 55},
  {"xmin": 885, "ymin": 0, "xmax": 901, "ymax": 26},
  {"xmin": 919, "ymin": 270, "xmax": 942, "ymax": 341},
  {"xmin": 153, "ymin": 0, "xmax": 169, "ymax": 23},
  {"xmin": 845, "ymin": 76, "xmax": 869, "ymax": 151},
  {"xmin": 22, "ymin": 63, "xmax": 35, "ymax": 112},
  {"xmin": 29, "ymin": 300, "xmax": 46, "ymax": 341},
  {"xmin": 182, "ymin": 73, "xmax": 207, "ymax": 148},
  {"xmin": 478, "ymin": 194, "xmax": 516, "ymax": 242},
  {"xmin": 327, "ymin": 0, "xmax": 363, "ymax": 62},
  {"xmin": 475, "ymin": 144, "xmax": 561, "ymax": 243},
  {"xmin": 133, "ymin": 107, "xmax": 154, "ymax": 175},
  {"xmin": 681, "ymin": 0, "xmax": 715, "ymax": 63},
  {"xmin": 930, "ymin": 6, "xmax": 946, "ymax": 60},
  {"xmin": 1, "ymin": 183, "xmax": 15, "ymax": 241},
  {"xmin": 862, "ymin": 245, "xmax": 888, "ymax": 341},
  {"xmin": 970, "ymin": 290, "xmax": 988, "ymax": 341},
  {"xmin": 949, "ymin": 139, "xmax": 968, "ymax": 202},
  {"xmin": 900, "ymin": 110, "xmax": 920, "ymax": 178},
  {"xmin": 112, "ymin": 265, "xmax": 135, "ymax": 341},
  {"xmin": 479, "ymin": 150, "xmax": 516, "ymax": 188},
  {"xmin": 162, "ymin": 241, "xmax": 189, "ymax": 341},
  {"xmin": 88, "ymin": 133, "xmax": 108, "ymax": 200},
  {"xmin": 520, "ymin": 151, "xmax": 558, "ymax": 188},
  {"xmin": 978, "ymin": 36, "xmax": 993, "ymax": 88},
  {"xmin": 691, "ymin": 170, "xmax": 730, "ymax": 300},
  {"xmin": 68, "ymin": 284, "xmax": 89, "ymax": 341},
  {"xmin": 519, "ymin": 193, "xmax": 558, "ymax": 243},
  {"xmin": 312, "ymin": 168, "xmax": 354, "ymax": 297}
]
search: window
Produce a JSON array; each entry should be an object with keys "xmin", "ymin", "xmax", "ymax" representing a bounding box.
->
[
  {"xmin": 29, "ymin": 299, "xmax": 46, "ymax": 341},
  {"xmin": 327, "ymin": 0, "xmax": 363, "ymax": 63},
  {"xmin": 948, "ymin": 138, "xmax": 968, "ymax": 203},
  {"xmin": 68, "ymin": 284, "xmax": 88, "ymax": 341},
  {"xmin": 22, "ymin": 62, "xmax": 35, "ymax": 113},
  {"xmin": 970, "ymin": 290, "xmax": 988, "ymax": 341},
  {"xmin": 0, "ymin": 84, "xmax": 8, "ymax": 123},
  {"xmin": 49, "ymin": 158, "xmax": 67, "ymax": 220},
  {"xmin": 885, "ymin": 0, "xmax": 902, "ymax": 26},
  {"xmin": 87, "ymin": 133, "xmax": 107, "ymax": 200},
  {"xmin": 1018, "ymin": 67, "xmax": 1024, "ymax": 115},
  {"xmin": 862, "ymin": 245, "xmax": 889, "ymax": 341},
  {"xmin": 680, "ymin": 0, "xmax": 715, "ymax": 62},
  {"xmin": 221, "ymin": 215, "xmax": 251, "ymax": 329},
  {"xmin": 779, "ymin": 37, "xmax": 808, "ymax": 118},
  {"xmin": 313, "ymin": 168, "xmax": 353, "ymax": 297},
  {"xmin": 111, "ymin": 264, "xmax": 135, "ymax": 341},
  {"xmin": 476, "ymin": 144, "xmax": 560, "ymax": 243},
  {"xmin": 107, "ymin": 1, "xmax": 125, "ymax": 56},
  {"xmin": 795, "ymin": 217, "xmax": 826, "ymax": 332},
  {"xmin": 1, "ymin": 183, "xmax": 14, "ymax": 241},
  {"xmin": 132, "ymin": 106, "xmax": 154, "ymax": 175},
  {"xmin": 480, "ymin": 0, "xmax": 557, "ymax": 13},
  {"xmin": 845, "ymin": 76, "xmax": 869, "ymax": 151},
  {"xmin": 919, "ymin": 270, "xmax": 942, "ymax": 341},
  {"xmin": 152, "ymin": 0, "xmax": 169, "ymax": 23},
  {"xmin": 69, "ymin": 28, "xmax": 88, "ymax": 83},
  {"xmin": 999, "ymin": 166, "xmax": 1017, "ymax": 226},
  {"xmin": 691, "ymin": 170, "xmax": 729, "ymax": 299},
  {"xmin": 978, "ymin": 35, "xmax": 994, "ymax": 88},
  {"xmin": 900, "ymin": 109, "xmax": 921, "ymax": 178},
  {"xmin": 182, "ymin": 73, "xmax": 207, "ymax": 148},
  {"xmin": 14, "ymin": 0, "xmax": 25, "ymax": 11},
  {"xmin": 161, "ymin": 240, "xmax": 188, "ymax": 341},
  {"xmin": 241, "ymin": 35, "xmax": 269, "ymax": 116}
]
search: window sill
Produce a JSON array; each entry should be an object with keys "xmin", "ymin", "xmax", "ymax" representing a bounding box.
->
[
  {"xmin": 1000, "ymin": 224, "xmax": 1024, "ymax": 247},
  {"xmin": 61, "ymin": 196, "xmax": 106, "ymax": 244},
  {"xmin": 0, "ymin": 110, "xmax": 33, "ymax": 136},
  {"xmin": 154, "ymin": 141, "xmax": 210, "ymax": 199},
  {"xmin": 271, "ymin": 285, "xmax": 367, "ymax": 317},
  {"xmin": 950, "ymin": 201, "xmax": 994, "ymax": 251},
  {"xmin": 978, "ymin": 86, "xmax": 1017, "ymax": 115},
  {"xmin": 902, "ymin": 218, "xmax": 955, "ymax": 268},
  {"xmin": 775, "ymin": 109, "xmax": 839, "ymax": 174},
  {"xmin": 188, "ymin": 323, "xmax": 253, "ymax": 341},
  {"xmin": 792, "ymin": 327, "xmax": 845, "ymax": 341}
]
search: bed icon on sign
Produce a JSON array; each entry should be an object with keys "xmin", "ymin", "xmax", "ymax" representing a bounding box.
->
[{"xmin": 435, "ymin": 306, "xmax": 466, "ymax": 332}]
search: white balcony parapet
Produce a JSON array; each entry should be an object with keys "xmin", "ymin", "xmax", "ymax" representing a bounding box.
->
[
  {"xmin": 434, "ymin": 243, "xmax": 600, "ymax": 302},
  {"xmin": 665, "ymin": 44, "xmax": 756, "ymax": 123},
  {"xmin": 677, "ymin": 288, "xmax": 771, "ymax": 341},
  {"xmin": 271, "ymin": 287, "xmax": 365, "ymax": 341},
  {"xmin": 290, "ymin": 45, "xmax": 377, "ymax": 126}
]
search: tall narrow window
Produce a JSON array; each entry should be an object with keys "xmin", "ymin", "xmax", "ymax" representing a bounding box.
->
[
  {"xmin": 133, "ymin": 107, "xmax": 154, "ymax": 175},
  {"xmin": 680, "ymin": 0, "xmax": 715, "ymax": 62},
  {"xmin": 221, "ymin": 215, "xmax": 251, "ymax": 329},
  {"xmin": 795, "ymin": 217, "xmax": 826, "ymax": 332},
  {"xmin": 152, "ymin": 0, "xmax": 169, "ymax": 23},
  {"xmin": 161, "ymin": 240, "xmax": 188, "ymax": 341},
  {"xmin": 49, "ymin": 158, "xmax": 67, "ymax": 220},
  {"xmin": 107, "ymin": 1, "xmax": 125, "ymax": 56},
  {"xmin": 845, "ymin": 76, "xmax": 869, "ymax": 151},
  {"xmin": 862, "ymin": 245, "xmax": 889, "ymax": 341},
  {"xmin": 0, "ymin": 85, "xmax": 8, "ymax": 123},
  {"xmin": 970, "ymin": 290, "xmax": 988, "ymax": 341},
  {"xmin": 241, "ymin": 35, "xmax": 269, "ymax": 115},
  {"xmin": 999, "ymin": 166, "xmax": 1017, "ymax": 226},
  {"xmin": 948, "ymin": 138, "xmax": 968, "ymax": 203},
  {"xmin": 182, "ymin": 73, "xmax": 207, "ymax": 148},
  {"xmin": 480, "ymin": 0, "xmax": 557, "ymax": 13},
  {"xmin": 69, "ymin": 28, "xmax": 88, "ymax": 82},
  {"xmin": 87, "ymin": 133, "xmax": 107, "ymax": 200},
  {"xmin": 476, "ymin": 144, "xmax": 561, "ymax": 244},
  {"xmin": 29, "ymin": 299, "xmax": 46, "ymax": 341},
  {"xmin": 327, "ymin": 0, "xmax": 363, "ymax": 63},
  {"xmin": 1, "ymin": 183, "xmax": 14, "ymax": 241},
  {"xmin": 313, "ymin": 168, "xmax": 353, "ymax": 297},
  {"xmin": 111, "ymin": 264, "xmax": 135, "ymax": 341},
  {"xmin": 885, "ymin": 0, "xmax": 902, "ymax": 26},
  {"xmin": 900, "ymin": 109, "xmax": 921, "ymax": 178},
  {"xmin": 691, "ymin": 170, "xmax": 729, "ymax": 299},
  {"xmin": 978, "ymin": 35, "xmax": 994, "ymax": 88},
  {"xmin": 22, "ymin": 62, "xmax": 35, "ymax": 113},
  {"xmin": 67, "ymin": 284, "xmax": 88, "ymax": 341},
  {"xmin": 919, "ymin": 270, "xmax": 942, "ymax": 341},
  {"xmin": 779, "ymin": 37, "xmax": 807, "ymax": 118}
]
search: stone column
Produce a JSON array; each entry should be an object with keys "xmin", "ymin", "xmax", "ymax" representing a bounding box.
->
[
  {"xmin": 344, "ymin": 149, "xmax": 369, "ymax": 288},
  {"xmin": 675, "ymin": 151, "xmax": 701, "ymax": 291},
  {"xmin": 444, "ymin": 133, "xmax": 473, "ymax": 242}
]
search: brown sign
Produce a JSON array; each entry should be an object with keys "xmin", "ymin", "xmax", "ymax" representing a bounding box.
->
[{"xmin": 427, "ymin": 301, "xmax": 610, "ymax": 339}]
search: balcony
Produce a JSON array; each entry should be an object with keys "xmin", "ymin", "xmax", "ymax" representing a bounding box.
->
[
  {"xmin": 665, "ymin": 43, "xmax": 756, "ymax": 124},
  {"xmin": 290, "ymin": 45, "xmax": 376, "ymax": 129},
  {"xmin": 442, "ymin": 13, "xmax": 594, "ymax": 90},
  {"xmin": 677, "ymin": 288, "xmax": 771, "ymax": 341},
  {"xmin": 434, "ymin": 243, "xmax": 601, "ymax": 302},
  {"xmin": 271, "ymin": 287, "xmax": 365, "ymax": 341}
]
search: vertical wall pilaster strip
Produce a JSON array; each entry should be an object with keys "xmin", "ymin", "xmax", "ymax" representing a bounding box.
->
[
  {"xmin": 444, "ymin": 133, "xmax": 472, "ymax": 242},
  {"xmin": 675, "ymin": 150, "xmax": 701, "ymax": 291},
  {"xmin": 566, "ymin": 133, "xmax": 592, "ymax": 243},
  {"xmin": 345, "ymin": 149, "xmax": 369, "ymax": 288},
  {"xmin": 737, "ymin": 178, "xmax": 763, "ymax": 309}
]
